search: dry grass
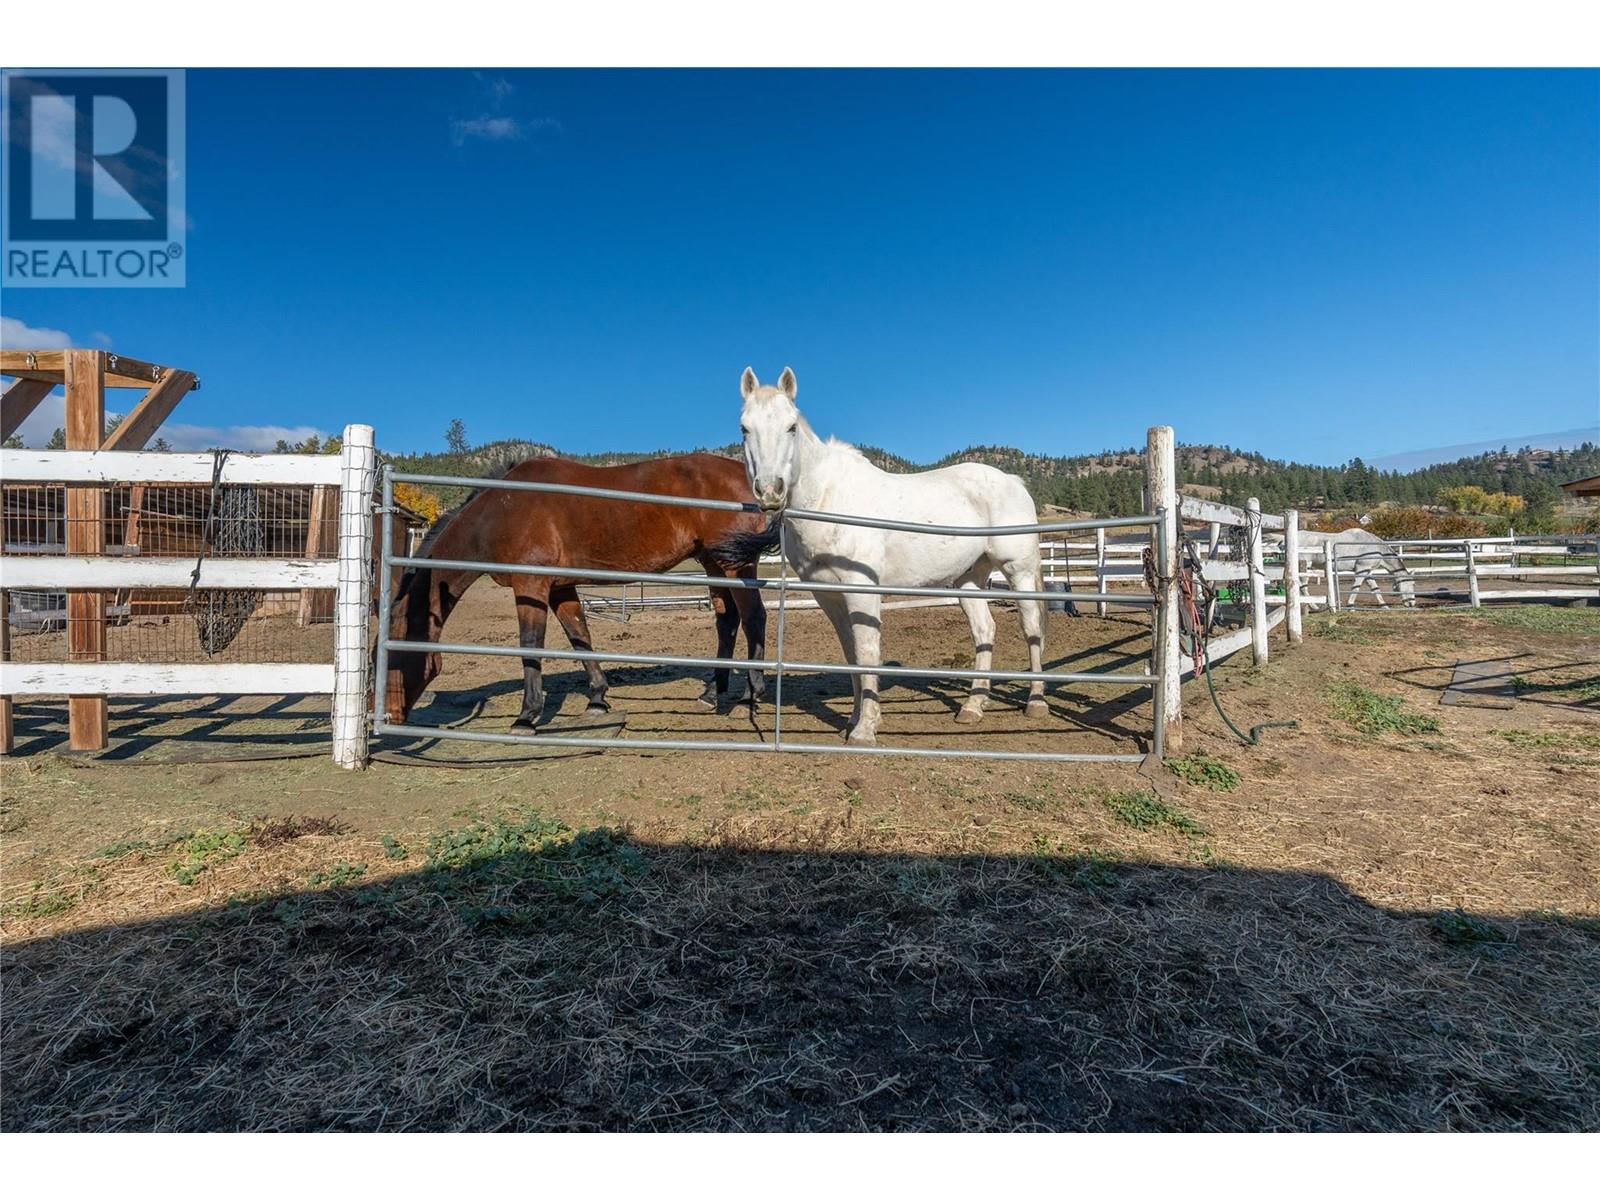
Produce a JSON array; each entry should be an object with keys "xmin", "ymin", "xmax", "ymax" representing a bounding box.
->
[
  {"xmin": 2, "ymin": 824, "xmax": 1596, "ymax": 1131},
  {"xmin": 2, "ymin": 599, "xmax": 1597, "ymax": 1130}
]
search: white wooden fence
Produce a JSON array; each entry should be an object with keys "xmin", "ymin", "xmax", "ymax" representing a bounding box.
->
[
  {"xmin": 0, "ymin": 425, "xmax": 376, "ymax": 767},
  {"xmin": 1365, "ymin": 535, "xmax": 1599, "ymax": 607}
]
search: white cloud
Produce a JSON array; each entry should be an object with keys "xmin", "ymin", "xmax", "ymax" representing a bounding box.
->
[
  {"xmin": 1, "ymin": 315, "xmax": 75, "ymax": 350},
  {"xmin": 5, "ymin": 407, "xmax": 332, "ymax": 451},
  {"xmin": 1, "ymin": 391, "xmax": 127, "ymax": 448},
  {"xmin": 450, "ymin": 114, "xmax": 561, "ymax": 146},
  {"xmin": 157, "ymin": 423, "xmax": 332, "ymax": 452}
]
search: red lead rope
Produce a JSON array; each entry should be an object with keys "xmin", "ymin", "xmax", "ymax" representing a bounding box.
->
[{"xmin": 1176, "ymin": 565, "xmax": 1206, "ymax": 677}]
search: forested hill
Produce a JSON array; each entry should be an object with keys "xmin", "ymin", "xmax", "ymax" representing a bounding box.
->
[{"xmin": 381, "ymin": 432, "xmax": 1599, "ymax": 523}]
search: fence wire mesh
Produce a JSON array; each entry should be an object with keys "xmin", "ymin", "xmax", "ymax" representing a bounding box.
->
[{"xmin": 3, "ymin": 481, "xmax": 338, "ymax": 664}]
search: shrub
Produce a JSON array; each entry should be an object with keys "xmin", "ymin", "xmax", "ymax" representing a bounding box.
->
[{"xmin": 1364, "ymin": 506, "xmax": 1488, "ymax": 541}]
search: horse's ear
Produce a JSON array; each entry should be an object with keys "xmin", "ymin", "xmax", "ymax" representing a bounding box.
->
[
  {"xmin": 740, "ymin": 367, "xmax": 760, "ymax": 400},
  {"xmin": 777, "ymin": 366, "xmax": 797, "ymax": 400}
]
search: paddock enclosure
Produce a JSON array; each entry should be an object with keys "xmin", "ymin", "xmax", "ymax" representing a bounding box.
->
[{"xmin": 2, "ymin": 395, "xmax": 1597, "ymax": 1131}]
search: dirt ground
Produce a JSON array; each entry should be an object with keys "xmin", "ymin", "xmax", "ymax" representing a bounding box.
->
[{"xmin": 2, "ymin": 583, "xmax": 1596, "ymax": 1131}]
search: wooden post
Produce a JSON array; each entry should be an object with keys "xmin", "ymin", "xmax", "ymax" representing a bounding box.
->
[
  {"xmin": 331, "ymin": 424, "xmax": 376, "ymax": 769},
  {"xmin": 64, "ymin": 350, "xmax": 108, "ymax": 750},
  {"xmin": 1207, "ymin": 521, "xmax": 1221, "ymax": 557},
  {"xmin": 298, "ymin": 484, "xmax": 335, "ymax": 626},
  {"xmin": 1324, "ymin": 542, "xmax": 1339, "ymax": 612},
  {"xmin": 1147, "ymin": 426, "xmax": 1181, "ymax": 755},
  {"xmin": 1285, "ymin": 508, "xmax": 1303, "ymax": 645},
  {"xmin": 1094, "ymin": 526, "xmax": 1107, "ymax": 617},
  {"xmin": 1247, "ymin": 496, "xmax": 1268, "ymax": 664},
  {"xmin": 1465, "ymin": 539, "xmax": 1481, "ymax": 608},
  {"xmin": 0, "ymin": 589, "xmax": 12, "ymax": 755}
]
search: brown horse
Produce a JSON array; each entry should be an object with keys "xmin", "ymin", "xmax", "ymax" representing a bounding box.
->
[{"xmin": 383, "ymin": 454, "xmax": 769, "ymax": 730}]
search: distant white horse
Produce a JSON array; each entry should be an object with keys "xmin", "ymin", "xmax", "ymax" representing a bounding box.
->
[
  {"xmin": 725, "ymin": 367, "xmax": 1047, "ymax": 745},
  {"xmin": 1293, "ymin": 528, "xmax": 1416, "ymax": 607}
]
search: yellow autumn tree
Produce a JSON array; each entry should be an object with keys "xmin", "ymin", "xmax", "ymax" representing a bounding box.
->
[{"xmin": 393, "ymin": 481, "xmax": 443, "ymax": 524}]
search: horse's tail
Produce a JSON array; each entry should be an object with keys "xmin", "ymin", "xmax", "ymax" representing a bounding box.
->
[{"xmin": 708, "ymin": 516, "xmax": 782, "ymax": 569}]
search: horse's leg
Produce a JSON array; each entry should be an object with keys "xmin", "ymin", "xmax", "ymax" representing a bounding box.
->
[
  {"xmin": 1008, "ymin": 559, "xmax": 1049, "ymax": 719},
  {"xmin": 845, "ymin": 593, "xmax": 884, "ymax": 745},
  {"xmin": 732, "ymin": 574, "xmax": 768, "ymax": 705},
  {"xmin": 510, "ymin": 579, "xmax": 552, "ymax": 730},
  {"xmin": 1369, "ymin": 571, "xmax": 1390, "ymax": 608},
  {"xmin": 1394, "ymin": 560, "xmax": 1417, "ymax": 607},
  {"xmin": 700, "ymin": 586, "xmax": 740, "ymax": 708},
  {"xmin": 552, "ymin": 587, "xmax": 611, "ymax": 714},
  {"xmin": 815, "ymin": 591, "xmax": 862, "ymax": 734},
  {"xmin": 954, "ymin": 569, "xmax": 995, "ymax": 726},
  {"xmin": 1346, "ymin": 563, "xmax": 1366, "ymax": 607}
]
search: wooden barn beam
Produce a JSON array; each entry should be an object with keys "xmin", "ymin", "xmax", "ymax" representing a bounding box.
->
[
  {"xmin": 99, "ymin": 353, "xmax": 171, "ymax": 389},
  {"xmin": 100, "ymin": 369, "xmax": 197, "ymax": 450},
  {"xmin": 1, "ymin": 378, "xmax": 56, "ymax": 441},
  {"xmin": 3, "ymin": 350, "xmax": 183, "ymax": 391},
  {"xmin": 64, "ymin": 350, "xmax": 108, "ymax": 752},
  {"xmin": 0, "ymin": 349, "xmax": 67, "ymax": 381}
]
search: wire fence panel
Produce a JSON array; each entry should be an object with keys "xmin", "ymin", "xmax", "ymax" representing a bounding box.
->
[{"xmin": 3, "ymin": 480, "xmax": 337, "ymax": 664}]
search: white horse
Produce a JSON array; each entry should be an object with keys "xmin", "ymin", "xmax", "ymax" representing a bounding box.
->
[
  {"xmin": 1292, "ymin": 528, "xmax": 1417, "ymax": 607},
  {"xmin": 727, "ymin": 366, "xmax": 1047, "ymax": 745}
]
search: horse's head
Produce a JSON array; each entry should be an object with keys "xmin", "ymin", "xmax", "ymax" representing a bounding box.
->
[
  {"xmin": 739, "ymin": 366, "xmax": 800, "ymax": 512},
  {"xmin": 381, "ymin": 568, "xmax": 445, "ymax": 723}
]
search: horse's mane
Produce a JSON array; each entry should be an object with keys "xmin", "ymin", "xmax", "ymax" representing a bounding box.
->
[
  {"xmin": 414, "ymin": 458, "xmax": 520, "ymax": 557},
  {"xmin": 803, "ymin": 416, "xmax": 871, "ymax": 464}
]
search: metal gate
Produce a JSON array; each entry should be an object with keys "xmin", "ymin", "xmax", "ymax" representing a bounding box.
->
[{"xmin": 371, "ymin": 467, "xmax": 1173, "ymax": 763}]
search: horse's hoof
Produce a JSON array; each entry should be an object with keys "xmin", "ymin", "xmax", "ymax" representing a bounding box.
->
[
  {"xmin": 846, "ymin": 727, "xmax": 878, "ymax": 747},
  {"xmin": 1025, "ymin": 699, "xmax": 1050, "ymax": 720},
  {"xmin": 585, "ymin": 704, "xmax": 613, "ymax": 718},
  {"xmin": 954, "ymin": 706, "xmax": 985, "ymax": 725},
  {"xmin": 509, "ymin": 720, "xmax": 539, "ymax": 736}
]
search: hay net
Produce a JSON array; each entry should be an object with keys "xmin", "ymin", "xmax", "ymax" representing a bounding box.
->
[{"xmin": 185, "ymin": 451, "xmax": 265, "ymax": 655}]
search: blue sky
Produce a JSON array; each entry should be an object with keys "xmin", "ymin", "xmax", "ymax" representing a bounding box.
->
[{"xmin": 4, "ymin": 68, "xmax": 1597, "ymax": 464}]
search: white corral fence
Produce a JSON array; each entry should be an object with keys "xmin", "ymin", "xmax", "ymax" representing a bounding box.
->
[
  {"xmin": 1360, "ymin": 535, "xmax": 1599, "ymax": 608},
  {"xmin": 28, "ymin": 419, "xmax": 1569, "ymax": 771},
  {"xmin": 0, "ymin": 425, "xmax": 377, "ymax": 766}
]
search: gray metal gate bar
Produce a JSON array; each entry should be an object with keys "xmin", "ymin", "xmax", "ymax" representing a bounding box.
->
[
  {"xmin": 387, "ymin": 554, "xmax": 1151, "ymax": 606},
  {"xmin": 390, "ymin": 470, "xmax": 1157, "ymax": 537},
  {"xmin": 384, "ymin": 638, "xmax": 1155, "ymax": 685},
  {"xmin": 372, "ymin": 718, "xmax": 1147, "ymax": 765}
]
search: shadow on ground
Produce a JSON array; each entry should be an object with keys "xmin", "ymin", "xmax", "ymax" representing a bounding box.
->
[{"xmin": 3, "ymin": 827, "xmax": 1596, "ymax": 1132}]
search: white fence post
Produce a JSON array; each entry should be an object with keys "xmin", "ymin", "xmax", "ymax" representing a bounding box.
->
[
  {"xmin": 1247, "ymin": 497, "xmax": 1268, "ymax": 664},
  {"xmin": 332, "ymin": 423, "xmax": 376, "ymax": 769},
  {"xmin": 1147, "ymin": 426, "xmax": 1181, "ymax": 755},
  {"xmin": 1324, "ymin": 542, "xmax": 1339, "ymax": 612},
  {"xmin": 1465, "ymin": 538, "xmax": 1481, "ymax": 608},
  {"xmin": 1285, "ymin": 508, "xmax": 1303, "ymax": 645},
  {"xmin": 1094, "ymin": 526, "xmax": 1107, "ymax": 617}
]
